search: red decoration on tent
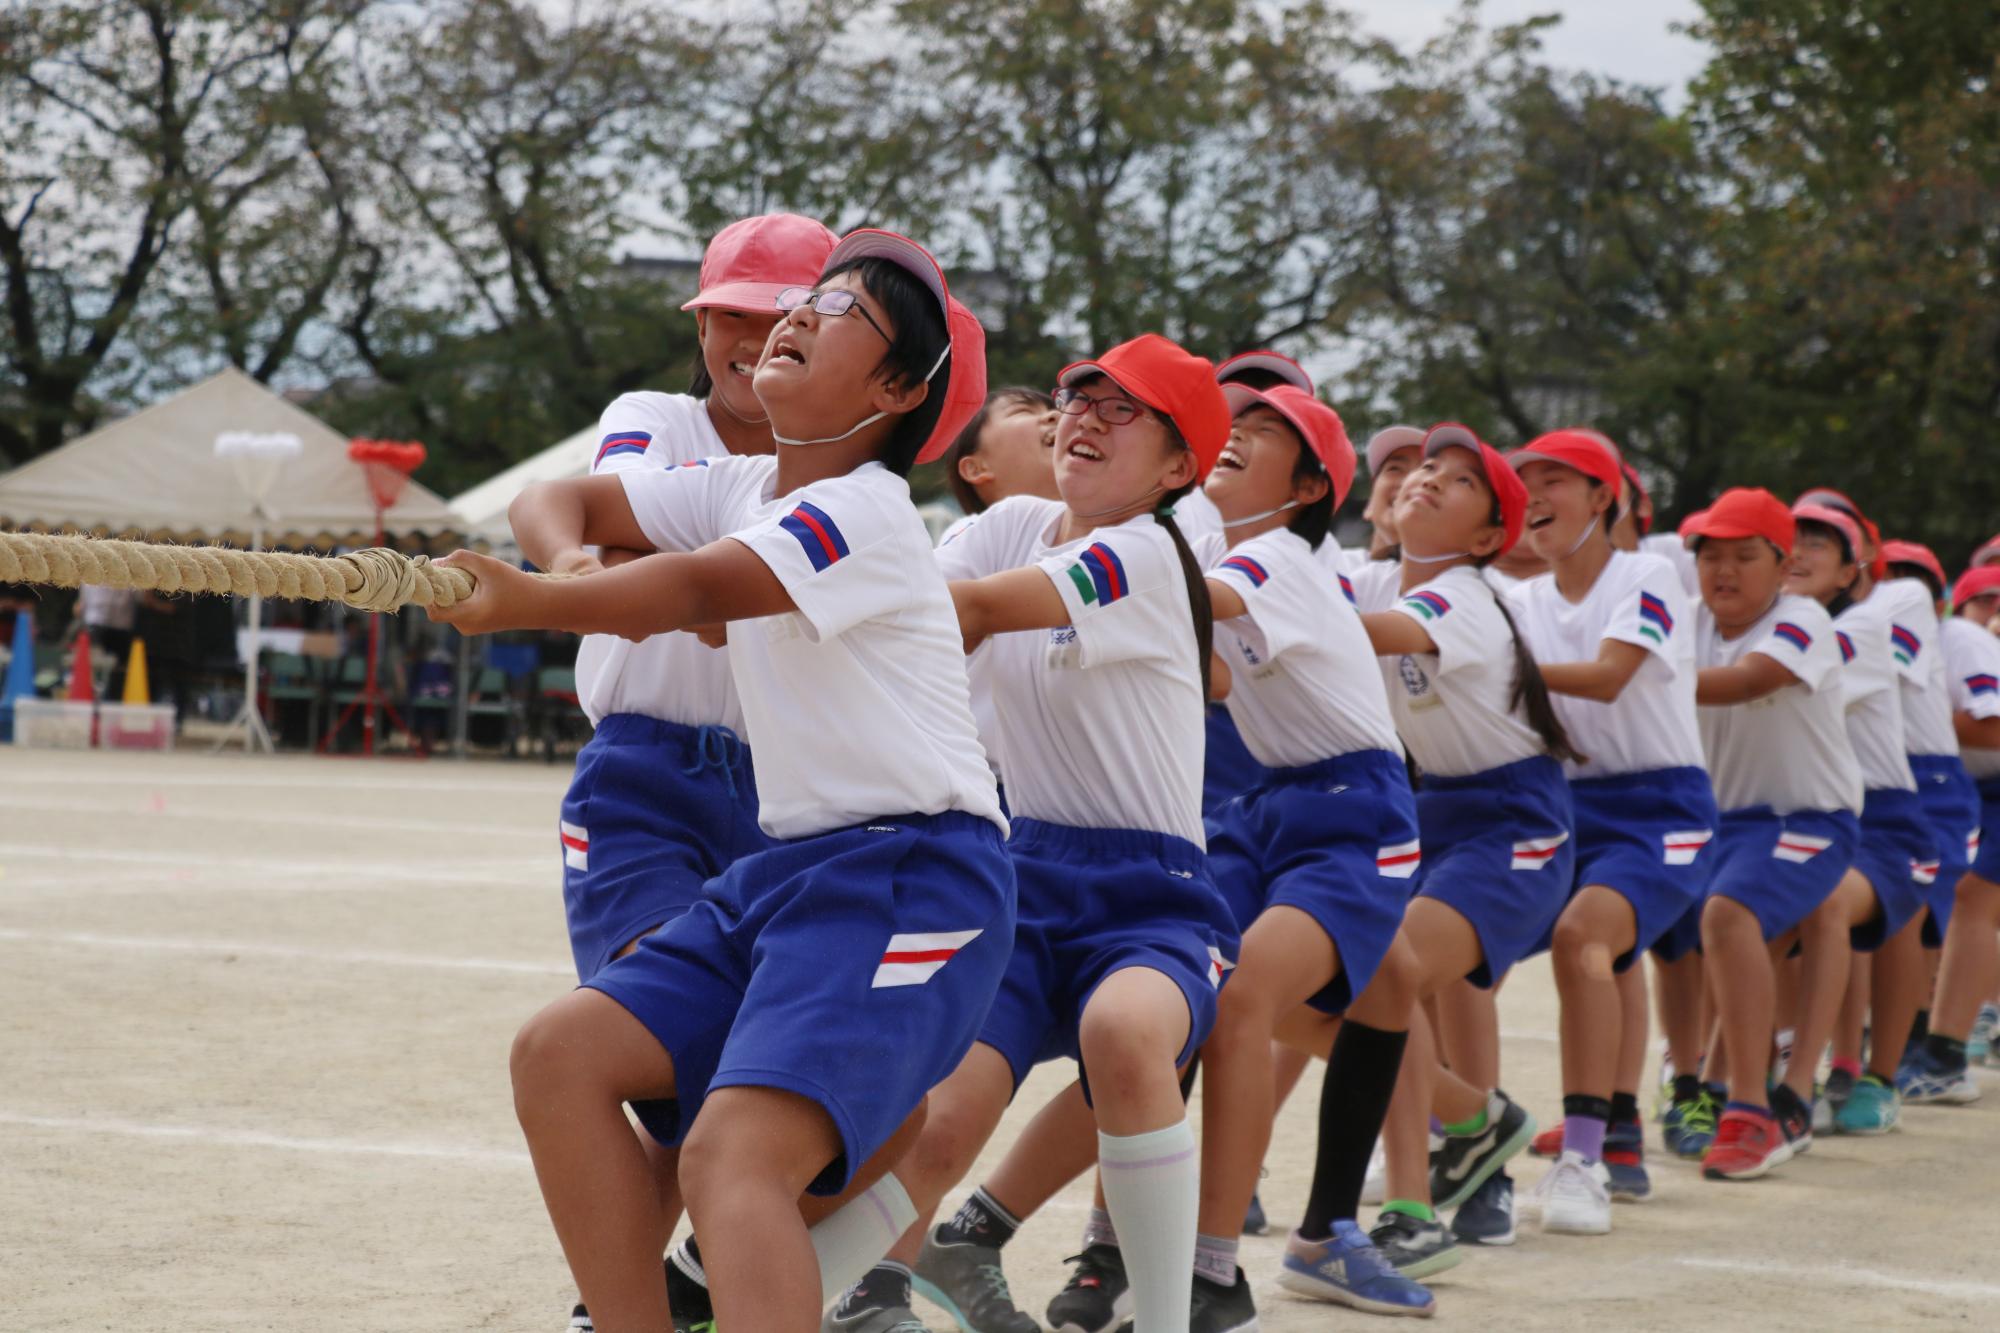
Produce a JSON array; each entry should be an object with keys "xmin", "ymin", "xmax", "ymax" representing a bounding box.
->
[{"xmin": 324, "ymin": 438, "xmax": 430, "ymax": 758}]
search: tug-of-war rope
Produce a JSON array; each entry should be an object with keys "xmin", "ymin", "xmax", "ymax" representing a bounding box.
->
[{"xmin": 0, "ymin": 530, "xmax": 496, "ymax": 613}]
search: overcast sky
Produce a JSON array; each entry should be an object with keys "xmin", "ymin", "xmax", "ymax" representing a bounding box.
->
[{"xmin": 1350, "ymin": 0, "xmax": 1710, "ymax": 95}]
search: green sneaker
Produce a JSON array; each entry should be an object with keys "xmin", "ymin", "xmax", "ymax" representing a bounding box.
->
[
  {"xmin": 1667, "ymin": 1087, "xmax": 1721, "ymax": 1159},
  {"xmin": 1833, "ymin": 1073, "xmax": 1901, "ymax": 1135}
]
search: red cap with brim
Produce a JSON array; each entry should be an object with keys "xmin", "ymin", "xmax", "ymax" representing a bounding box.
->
[
  {"xmin": 1366, "ymin": 426, "xmax": 1426, "ymax": 476},
  {"xmin": 1953, "ymin": 565, "xmax": 2000, "ymax": 609},
  {"xmin": 680, "ymin": 213, "xmax": 840, "ymax": 313},
  {"xmin": 1509, "ymin": 429, "xmax": 1625, "ymax": 490},
  {"xmin": 1215, "ymin": 350, "xmax": 1313, "ymax": 394},
  {"xmin": 822, "ymin": 229, "xmax": 988, "ymax": 465},
  {"xmin": 1423, "ymin": 423, "xmax": 1527, "ymax": 554},
  {"xmin": 1792, "ymin": 502, "xmax": 1865, "ymax": 562},
  {"xmin": 1685, "ymin": 488, "xmax": 1796, "ymax": 557},
  {"xmin": 1797, "ymin": 486, "xmax": 1886, "ymax": 579},
  {"xmin": 1059, "ymin": 334, "xmax": 1231, "ymax": 480},
  {"xmin": 1972, "ymin": 535, "xmax": 2000, "ymax": 568},
  {"xmin": 1881, "ymin": 540, "xmax": 1947, "ymax": 594},
  {"xmin": 1221, "ymin": 384, "xmax": 1356, "ymax": 510}
]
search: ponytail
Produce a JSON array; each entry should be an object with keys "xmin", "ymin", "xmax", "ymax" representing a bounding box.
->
[
  {"xmin": 1155, "ymin": 417, "xmax": 1214, "ymax": 702},
  {"xmin": 1490, "ymin": 591, "xmax": 1585, "ymax": 766}
]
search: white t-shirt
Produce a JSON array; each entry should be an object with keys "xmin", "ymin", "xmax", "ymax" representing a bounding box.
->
[
  {"xmin": 1181, "ymin": 486, "xmax": 1351, "ymax": 574},
  {"xmin": 1346, "ymin": 557, "xmax": 1402, "ymax": 613},
  {"xmin": 936, "ymin": 495, "xmax": 1206, "ymax": 846},
  {"xmin": 573, "ymin": 392, "xmax": 743, "ymax": 732},
  {"xmin": 1483, "ymin": 566, "xmax": 1546, "ymax": 599},
  {"xmin": 1875, "ymin": 579, "xmax": 1954, "ymax": 758},
  {"xmin": 620, "ymin": 457, "xmax": 1003, "ymax": 841},
  {"xmin": 1832, "ymin": 593, "xmax": 1918, "ymax": 793},
  {"xmin": 1510, "ymin": 551, "xmax": 1705, "ymax": 779},
  {"xmin": 1696, "ymin": 595, "xmax": 1863, "ymax": 815},
  {"xmin": 1208, "ymin": 528, "xmax": 1403, "ymax": 768},
  {"xmin": 1641, "ymin": 532, "xmax": 1700, "ymax": 599},
  {"xmin": 935, "ymin": 512, "xmax": 1002, "ymax": 782},
  {"xmin": 1945, "ymin": 617, "xmax": 2000, "ymax": 780},
  {"xmin": 1383, "ymin": 565, "xmax": 1547, "ymax": 778}
]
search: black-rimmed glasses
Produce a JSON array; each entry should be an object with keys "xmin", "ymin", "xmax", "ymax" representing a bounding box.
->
[{"xmin": 775, "ymin": 286, "xmax": 894, "ymax": 347}]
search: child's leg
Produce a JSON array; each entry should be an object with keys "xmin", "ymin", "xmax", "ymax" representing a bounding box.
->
[
  {"xmin": 1832, "ymin": 950, "xmax": 1870, "ymax": 1070},
  {"xmin": 1614, "ymin": 963, "xmax": 1650, "ymax": 1101},
  {"xmin": 1080, "ymin": 966, "xmax": 1197, "ymax": 1333},
  {"xmin": 1381, "ymin": 898, "xmax": 1485, "ymax": 1211},
  {"xmin": 1780, "ymin": 871, "xmax": 1871, "ymax": 1103},
  {"xmin": 879, "ymin": 1043, "xmax": 1018, "ymax": 1266},
  {"xmin": 1653, "ymin": 951, "xmax": 1707, "ymax": 1078},
  {"xmin": 1866, "ymin": 917, "xmax": 1927, "ymax": 1082},
  {"xmin": 1435, "ymin": 977, "xmax": 1502, "ymax": 1095},
  {"xmin": 974, "ymin": 1076, "xmax": 1100, "ymax": 1225},
  {"xmin": 1933, "ymin": 872, "xmax": 2000, "ymax": 1040},
  {"xmin": 511, "ymin": 990, "xmax": 683, "ymax": 1330},
  {"xmin": 1551, "ymin": 886, "xmax": 1640, "ymax": 1156},
  {"xmin": 1699, "ymin": 896, "xmax": 1776, "ymax": 1107},
  {"xmin": 678, "ymin": 1085, "xmax": 849, "ymax": 1333}
]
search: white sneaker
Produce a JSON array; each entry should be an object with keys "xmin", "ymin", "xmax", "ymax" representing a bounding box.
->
[
  {"xmin": 1530, "ymin": 1151, "xmax": 1612, "ymax": 1236},
  {"xmin": 1361, "ymin": 1140, "xmax": 1387, "ymax": 1205}
]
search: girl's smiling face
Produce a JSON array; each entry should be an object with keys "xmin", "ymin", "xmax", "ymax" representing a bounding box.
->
[
  {"xmin": 1783, "ymin": 526, "xmax": 1858, "ymax": 606},
  {"xmin": 699, "ymin": 307, "xmax": 785, "ymax": 423},
  {"xmin": 1052, "ymin": 374, "xmax": 1195, "ymax": 520},
  {"xmin": 1519, "ymin": 460, "xmax": 1611, "ymax": 562},
  {"xmin": 1203, "ymin": 407, "xmax": 1323, "ymax": 522},
  {"xmin": 1393, "ymin": 446, "xmax": 1506, "ymax": 560},
  {"xmin": 963, "ymin": 397, "xmax": 1060, "ymax": 504},
  {"xmin": 1363, "ymin": 447, "xmax": 1419, "ymax": 542}
]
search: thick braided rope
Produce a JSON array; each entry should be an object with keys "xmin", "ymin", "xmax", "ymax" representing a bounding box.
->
[{"xmin": 0, "ymin": 530, "xmax": 477, "ymax": 612}]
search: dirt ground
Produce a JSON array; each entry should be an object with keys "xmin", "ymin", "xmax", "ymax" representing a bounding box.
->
[{"xmin": 2, "ymin": 748, "xmax": 1995, "ymax": 1331}]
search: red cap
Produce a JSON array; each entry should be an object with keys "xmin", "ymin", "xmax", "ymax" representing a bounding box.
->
[
  {"xmin": 680, "ymin": 213, "xmax": 839, "ymax": 313},
  {"xmin": 1365, "ymin": 425, "xmax": 1425, "ymax": 475},
  {"xmin": 1796, "ymin": 486, "xmax": 1885, "ymax": 579},
  {"xmin": 1791, "ymin": 502, "xmax": 1864, "ymax": 562},
  {"xmin": 822, "ymin": 229, "xmax": 988, "ymax": 465},
  {"xmin": 1215, "ymin": 349, "xmax": 1313, "ymax": 394},
  {"xmin": 1881, "ymin": 540, "xmax": 1946, "ymax": 594},
  {"xmin": 1684, "ymin": 487, "xmax": 1796, "ymax": 556},
  {"xmin": 1953, "ymin": 566, "xmax": 2000, "ymax": 609},
  {"xmin": 1221, "ymin": 384, "xmax": 1357, "ymax": 510},
  {"xmin": 1422, "ymin": 423, "xmax": 1527, "ymax": 554},
  {"xmin": 1509, "ymin": 428, "xmax": 1625, "ymax": 490},
  {"xmin": 1971, "ymin": 535, "xmax": 2000, "ymax": 568},
  {"xmin": 1059, "ymin": 334, "xmax": 1231, "ymax": 480},
  {"xmin": 1620, "ymin": 462, "xmax": 1652, "ymax": 533}
]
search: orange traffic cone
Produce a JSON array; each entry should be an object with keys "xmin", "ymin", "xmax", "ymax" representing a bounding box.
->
[
  {"xmin": 67, "ymin": 629, "xmax": 95, "ymax": 702},
  {"xmin": 123, "ymin": 637, "xmax": 151, "ymax": 705}
]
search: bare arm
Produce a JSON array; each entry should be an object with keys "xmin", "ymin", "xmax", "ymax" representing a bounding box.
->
[
  {"xmin": 1205, "ymin": 577, "xmax": 1249, "ymax": 623},
  {"xmin": 1696, "ymin": 651, "xmax": 1799, "ymax": 706},
  {"xmin": 428, "ymin": 540, "xmax": 794, "ymax": 640},
  {"xmin": 508, "ymin": 475, "xmax": 654, "ymax": 575},
  {"xmin": 1954, "ymin": 710, "xmax": 2000, "ymax": 750},
  {"xmin": 1361, "ymin": 610, "xmax": 1437, "ymax": 657},
  {"xmin": 950, "ymin": 567, "xmax": 1072, "ymax": 654},
  {"xmin": 1540, "ymin": 639, "xmax": 1651, "ymax": 703}
]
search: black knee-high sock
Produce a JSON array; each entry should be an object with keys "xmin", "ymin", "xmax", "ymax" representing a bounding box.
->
[{"xmin": 1300, "ymin": 1020, "xmax": 1408, "ymax": 1240}]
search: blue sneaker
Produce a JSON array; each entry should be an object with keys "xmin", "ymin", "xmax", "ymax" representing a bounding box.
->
[
  {"xmin": 1896, "ymin": 1049, "xmax": 1981, "ymax": 1105},
  {"xmin": 1243, "ymin": 1191, "xmax": 1268, "ymax": 1235},
  {"xmin": 1602, "ymin": 1120, "xmax": 1651, "ymax": 1201},
  {"xmin": 1833, "ymin": 1073, "xmax": 1902, "ymax": 1133},
  {"xmin": 1667, "ymin": 1087, "xmax": 1721, "ymax": 1159},
  {"xmin": 1970, "ymin": 1004, "xmax": 1998, "ymax": 1064},
  {"xmin": 1451, "ymin": 1170, "xmax": 1515, "ymax": 1245},
  {"xmin": 1279, "ymin": 1221, "xmax": 1437, "ymax": 1317}
]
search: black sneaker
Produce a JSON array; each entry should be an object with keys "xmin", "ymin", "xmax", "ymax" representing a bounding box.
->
[
  {"xmin": 1770, "ymin": 1082, "xmax": 1813, "ymax": 1159},
  {"xmin": 1429, "ymin": 1090, "xmax": 1536, "ymax": 1210},
  {"xmin": 824, "ymin": 1274, "xmax": 927, "ymax": 1333},
  {"xmin": 1368, "ymin": 1210, "xmax": 1463, "ymax": 1281},
  {"xmin": 570, "ymin": 1258, "xmax": 713, "ymax": 1333},
  {"xmin": 1189, "ymin": 1266, "xmax": 1258, "ymax": 1333},
  {"xmin": 568, "ymin": 1305, "xmax": 591, "ymax": 1333},
  {"xmin": 1046, "ymin": 1244, "xmax": 1134, "ymax": 1333},
  {"xmin": 1451, "ymin": 1167, "xmax": 1516, "ymax": 1245},
  {"xmin": 1242, "ymin": 1191, "xmax": 1268, "ymax": 1236}
]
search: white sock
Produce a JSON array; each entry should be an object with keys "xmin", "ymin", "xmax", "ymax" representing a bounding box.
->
[
  {"xmin": 809, "ymin": 1172, "xmax": 919, "ymax": 1306},
  {"xmin": 1098, "ymin": 1120, "xmax": 1198, "ymax": 1333}
]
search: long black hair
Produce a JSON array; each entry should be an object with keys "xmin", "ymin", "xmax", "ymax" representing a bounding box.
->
[
  {"xmin": 943, "ymin": 387, "xmax": 1057, "ymax": 514},
  {"xmin": 1471, "ymin": 489, "xmax": 1583, "ymax": 765},
  {"xmin": 1153, "ymin": 415, "xmax": 1216, "ymax": 702},
  {"xmin": 817, "ymin": 256, "xmax": 950, "ymax": 476}
]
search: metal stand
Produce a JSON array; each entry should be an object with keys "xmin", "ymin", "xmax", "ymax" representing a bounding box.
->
[{"xmin": 213, "ymin": 523, "xmax": 275, "ymax": 754}]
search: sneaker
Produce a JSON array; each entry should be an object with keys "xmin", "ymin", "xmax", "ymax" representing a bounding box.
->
[
  {"xmin": 1278, "ymin": 1221, "xmax": 1436, "ymax": 1317},
  {"xmin": 1188, "ymin": 1267, "xmax": 1259, "ymax": 1332},
  {"xmin": 1450, "ymin": 1169, "xmax": 1515, "ymax": 1245},
  {"xmin": 1360, "ymin": 1141, "xmax": 1387, "ymax": 1206},
  {"xmin": 1429, "ymin": 1091, "xmax": 1535, "ymax": 1210},
  {"xmin": 1834, "ymin": 1073, "xmax": 1902, "ymax": 1133},
  {"xmin": 1823, "ymin": 1066, "xmax": 1856, "ymax": 1114},
  {"xmin": 1243, "ymin": 1192, "xmax": 1268, "ymax": 1236},
  {"xmin": 1974, "ymin": 1003, "xmax": 2000, "ymax": 1064},
  {"xmin": 1367, "ymin": 1210, "xmax": 1463, "ymax": 1281},
  {"xmin": 1529, "ymin": 1151, "xmax": 1612, "ymax": 1235},
  {"xmin": 1897, "ymin": 1049, "xmax": 1982, "ymax": 1105},
  {"xmin": 822, "ymin": 1297, "xmax": 930, "ymax": 1333},
  {"xmin": 571, "ymin": 1258, "xmax": 714, "ymax": 1333},
  {"xmin": 1528, "ymin": 1123, "xmax": 1563, "ymax": 1159},
  {"xmin": 569, "ymin": 1306, "xmax": 591, "ymax": 1332},
  {"xmin": 1602, "ymin": 1120, "xmax": 1651, "ymax": 1201},
  {"xmin": 913, "ymin": 1227, "xmax": 1037, "ymax": 1333},
  {"xmin": 1770, "ymin": 1084, "xmax": 1813, "ymax": 1160},
  {"xmin": 1701, "ymin": 1107, "xmax": 1786, "ymax": 1180},
  {"xmin": 1046, "ymin": 1245, "xmax": 1133, "ymax": 1333}
]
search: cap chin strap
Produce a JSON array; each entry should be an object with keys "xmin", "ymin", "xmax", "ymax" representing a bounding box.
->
[
  {"xmin": 771, "ymin": 341, "xmax": 950, "ymax": 448},
  {"xmin": 1403, "ymin": 547, "xmax": 1469, "ymax": 564},
  {"xmin": 1562, "ymin": 518, "xmax": 1602, "ymax": 558},
  {"xmin": 1222, "ymin": 499, "xmax": 1298, "ymax": 529}
]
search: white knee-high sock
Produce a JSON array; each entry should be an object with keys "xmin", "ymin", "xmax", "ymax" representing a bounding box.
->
[
  {"xmin": 809, "ymin": 1172, "xmax": 919, "ymax": 1305},
  {"xmin": 1098, "ymin": 1120, "xmax": 1197, "ymax": 1333}
]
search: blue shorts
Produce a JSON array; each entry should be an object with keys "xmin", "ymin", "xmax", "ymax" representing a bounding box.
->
[
  {"xmin": 1414, "ymin": 756, "xmax": 1575, "ymax": 988},
  {"xmin": 1910, "ymin": 755, "xmax": 1977, "ymax": 945},
  {"xmin": 1706, "ymin": 806, "xmax": 1861, "ymax": 941},
  {"xmin": 1206, "ymin": 749, "xmax": 1418, "ymax": 1014},
  {"xmin": 1203, "ymin": 706, "xmax": 1270, "ymax": 817},
  {"xmin": 1566, "ymin": 767, "xmax": 1718, "ymax": 972},
  {"xmin": 1850, "ymin": 787, "xmax": 1938, "ymax": 952},
  {"xmin": 561, "ymin": 715, "xmax": 769, "ymax": 982},
  {"xmin": 978, "ymin": 819, "xmax": 1239, "ymax": 1094},
  {"xmin": 586, "ymin": 811, "xmax": 1014, "ymax": 1195},
  {"xmin": 1970, "ymin": 775, "xmax": 2000, "ymax": 884}
]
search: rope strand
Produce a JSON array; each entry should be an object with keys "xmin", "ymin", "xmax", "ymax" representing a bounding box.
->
[{"xmin": 0, "ymin": 531, "xmax": 485, "ymax": 612}]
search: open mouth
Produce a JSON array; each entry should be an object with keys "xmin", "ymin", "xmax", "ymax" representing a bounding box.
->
[
  {"xmin": 1067, "ymin": 440, "xmax": 1105, "ymax": 463},
  {"xmin": 728, "ymin": 360, "xmax": 755, "ymax": 378},
  {"xmin": 767, "ymin": 336, "xmax": 806, "ymax": 367},
  {"xmin": 1529, "ymin": 513, "xmax": 1556, "ymax": 531},
  {"xmin": 1214, "ymin": 447, "xmax": 1247, "ymax": 472}
]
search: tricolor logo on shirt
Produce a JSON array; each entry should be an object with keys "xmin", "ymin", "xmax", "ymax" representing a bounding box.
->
[
  {"xmin": 1510, "ymin": 832, "xmax": 1569, "ymax": 871},
  {"xmin": 1890, "ymin": 624, "xmax": 1921, "ymax": 667},
  {"xmin": 1835, "ymin": 631, "xmax": 1855, "ymax": 663},
  {"xmin": 1662, "ymin": 829, "xmax": 1714, "ymax": 866},
  {"xmin": 779, "ymin": 500, "xmax": 850, "ymax": 572},
  {"xmin": 1402, "ymin": 590, "xmax": 1452, "ymax": 621},
  {"xmin": 559, "ymin": 820, "xmax": 588, "ymax": 872},
  {"xmin": 1637, "ymin": 591, "xmax": 1674, "ymax": 645},
  {"xmin": 1966, "ymin": 673, "xmax": 1998, "ymax": 699},
  {"xmin": 1912, "ymin": 858, "xmax": 1940, "ymax": 886},
  {"xmin": 1377, "ymin": 839, "xmax": 1422, "ymax": 880},
  {"xmin": 1219, "ymin": 555, "xmax": 1269, "ymax": 587},
  {"xmin": 1066, "ymin": 542, "xmax": 1129, "ymax": 606},
  {"xmin": 1338, "ymin": 573, "xmax": 1357, "ymax": 606},
  {"xmin": 871, "ymin": 930, "xmax": 983, "ymax": 988},
  {"xmin": 1772, "ymin": 830, "xmax": 1833, "ymax": 864},
  {"xmin": 595, "ymin": 431, "xmax": 651, "ymax": 466},
  {"xmin": 1773, "ymin": 622, "xmax": 1813, "ymax": 652}
]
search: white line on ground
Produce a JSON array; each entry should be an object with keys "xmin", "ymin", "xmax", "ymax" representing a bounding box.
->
[
  {"xmin": 0, "ymin": 769, "xmax": 562, "ymax": 795},
  {"xmin": 0, "ymin": 842, "xmax": 545, "ymax": 887},
  {"xmin": 1, "ymin": 795, "xmax": 550, "ymax": 841},
  {"xmin": 0, "ymin": 1111, "xmax": 532, "ymax": 1168},
  {"xmin": 1673, "ymin": 1256, "xmax": 2000, "ymax": 1301},
  {"xmin": 0, "ymin": 927, "xmax": 572, "ymax": 976}
]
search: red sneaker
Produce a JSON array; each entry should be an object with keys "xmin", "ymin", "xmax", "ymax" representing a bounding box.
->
[
  {"xmin": 1701, "ymin": 1108, "xmax": 1785, "ymax": 1180},
  {"xmin": 1530, "ymin": 1123, "xmax": 1565, "ymax": 1159}
]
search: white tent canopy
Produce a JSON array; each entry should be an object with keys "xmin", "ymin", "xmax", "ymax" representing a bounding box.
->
[
  {"xmin": 0, "ymin": 367, "xmax": 458, "ymax": 547},
  {"xmin": 448, "ymin": 423, "xmax": 597, "ymax": 550}
]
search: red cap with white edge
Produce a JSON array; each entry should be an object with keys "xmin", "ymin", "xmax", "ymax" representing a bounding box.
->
[
  {"xmin": 1221, "ymin": 384, "xmax": 1357, "ymax": 511},
  {"xmin": 1215, "ymin": 349, "xmax": 1314, "ymax": 394},
  {"xmin": 821, "ymin": 229, "xmax": 988, "ymax": 465},
  {"xmin": 1684, "ymin": 488, "xmax": 1796, "ymax": 556},
  {"xmin": 1791, "ymin": 502, "xmax": 1865, "ymax": 563},
  {"xmin": 1422, "ymin": 423, "xmax": 1527, "ymax": 554},
  {"xmin": 1953, "ymin": 565, "xmax": 2000, "ymax": 609},
  {"xmin": 1971, "ymin": 534, "xmax": 2000, "ymax": 568},
  {"xmin": 1059, "ymin": 334, "xmax": 1232, "ymax": 480},
  {"xmin": 1508, "ymin": 428, "xmax": 1625, "ymax": 490},
  {"xmin": 1880, "ymin": 540, "xmax": 1946, "ymax": 595},
  {"xmin": 680, "ymin": 213, "xmax": 839, "ymax": 313},
  {"xmin": 1365, "ymin": 425, "xmax": 1426, "ymax": 476}
]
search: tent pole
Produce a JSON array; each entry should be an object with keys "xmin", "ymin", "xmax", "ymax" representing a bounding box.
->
[{"xmin": 212, "ymin": 521, "xmax": 275, "ymax": 754}]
